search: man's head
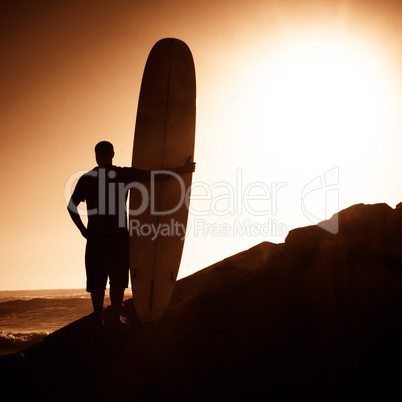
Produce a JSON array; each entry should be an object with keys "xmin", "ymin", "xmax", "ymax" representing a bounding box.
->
[{"xmin": 95, "ymin": 141, "xmax": 114, "ymax": 166}]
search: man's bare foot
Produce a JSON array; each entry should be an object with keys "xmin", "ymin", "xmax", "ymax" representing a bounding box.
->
[{"xmin": 111, "ymin": 316, "xmax": 130, "ymax": 332}]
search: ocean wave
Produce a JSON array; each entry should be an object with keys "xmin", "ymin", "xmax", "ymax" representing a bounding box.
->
[
  {"xmin": 0, "ymin": 331, "xmax": 50, "ymax": 354},
  {"xmin": 0, "ymin": 289, "xmax": 90, "ymax": 303},
  {"xmin": 0, "ymin": 298, "xmax": 95, "ymax": 334},
  {"xmin": 0, "ymin": 297, "xmax": 94, "ymax": 312}
]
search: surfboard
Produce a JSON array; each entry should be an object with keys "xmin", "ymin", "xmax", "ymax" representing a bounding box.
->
[{"xmin": 129, "ymin": 38, "xmax": 196, "ymax": 322}]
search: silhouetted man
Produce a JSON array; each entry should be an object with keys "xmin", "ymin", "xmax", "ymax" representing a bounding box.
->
[{"xmin": 67, "ymin": 141, "xmax": 195, "ymax": 333}]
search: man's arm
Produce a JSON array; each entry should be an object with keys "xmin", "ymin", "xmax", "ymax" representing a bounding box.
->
[
  {"xmin": 67, "ymin": 199, "xmax": 88, "ymax": 239},
  {"xmin": 125, "ymin": 156, "xmax": 196, "ymax": 182}
]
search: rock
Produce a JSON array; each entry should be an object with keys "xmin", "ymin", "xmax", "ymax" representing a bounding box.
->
[
  {"xmin": 285, "ymin": 224, "xmax": 335, "ymax": 253},
  {"xmin": 1, "ymin": 202, "xmax": 402, "ymax": 401},
  {"xmin": 319, "ymin": 203, "xmax": 394, "ymax": 236}
]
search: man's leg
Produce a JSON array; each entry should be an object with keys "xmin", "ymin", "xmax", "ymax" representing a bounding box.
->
[
  {"xmin": 91, "ymin": 288, "xmax": 105, "ymax": 327},
  {"xmin": 108, "ymin": 232, "xmax": 129, "ymax": 328},
  {"xmin": 110, "ymin": 287, "xmax": 124, "ymax": 326},
  {"xmin": 86, "ymin": 236, "xmax": 107, "ymax": 330}
]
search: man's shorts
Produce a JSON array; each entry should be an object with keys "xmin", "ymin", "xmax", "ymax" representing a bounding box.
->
[{"xmin": 85, "ymin": 232, "xmax": 129, "ymax": 292}]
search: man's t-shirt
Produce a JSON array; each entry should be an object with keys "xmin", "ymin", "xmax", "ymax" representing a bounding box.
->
[{"xmin": 71, "ymin": 166, "xmax": 136, "ymax": 235}]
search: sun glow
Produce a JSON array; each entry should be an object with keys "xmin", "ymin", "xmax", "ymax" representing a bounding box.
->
[
  {"xmin": 265, "ymin": 37, "xmax": 388, "ymax": 167},
  {"xmin": 219, "ymin": 33, "xmax": 397, "ymax": 174}
]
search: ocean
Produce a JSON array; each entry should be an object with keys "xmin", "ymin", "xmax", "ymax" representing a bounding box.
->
[{"xmin": 0, "ymin": 289, "xmax": 124, "ymax": 356}]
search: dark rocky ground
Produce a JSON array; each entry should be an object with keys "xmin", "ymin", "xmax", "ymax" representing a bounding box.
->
[{"xmin": 1, "ymin": 203, "xmax": 402, "ymax": 401}]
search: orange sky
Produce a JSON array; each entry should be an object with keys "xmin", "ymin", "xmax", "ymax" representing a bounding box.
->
[{"xmin": 1, "ymin": 0, "xmax": 402, "ymax": 290}]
